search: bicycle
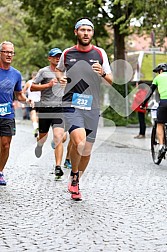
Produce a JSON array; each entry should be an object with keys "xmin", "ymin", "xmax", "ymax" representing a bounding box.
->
[{"xmin": 150, "ymin": 108, "xmax": 167, "ymax": 165}]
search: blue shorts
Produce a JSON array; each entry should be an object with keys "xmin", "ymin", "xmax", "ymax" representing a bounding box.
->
[
  {"xmin": 0, "ymin": 118, "xmax": 16, "ymax": 136},
  {"xmin": 64, "ymin": 108, "xmax": 100, "ymax": 143}
]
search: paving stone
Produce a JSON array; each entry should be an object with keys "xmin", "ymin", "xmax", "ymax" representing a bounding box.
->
[{"xmin": 1, "ymin": 124, "xmax": 167, "ymax": 251}]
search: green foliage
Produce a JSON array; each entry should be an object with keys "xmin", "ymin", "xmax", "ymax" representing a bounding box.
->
[
  {"xmin": 0, "ymin": 0, "xmax": 48, "ymax": 77},
  {"xmin": 143, "ymin": 0, "xmax": 167, "ymax": 35},
  {"xmin": 101, "ymin": 105, "xmax": 135, "ymax": 126},
  {"xmin": 101, "ymin": 105, "xmax": 151, "ymax": 126},
  {"xmin": 19, "ymin": 0, "xmax": 109, "ymax": 46},
  {"xmin": 18, "ymin": 0, "xmax": 139, "ymax": 60},
  {"xmin": 1, "ymin": 0, "xmax": 167, "ymax": 78}
]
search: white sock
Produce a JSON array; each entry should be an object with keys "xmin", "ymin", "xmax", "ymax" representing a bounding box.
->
[
  {"xmin": 159, "ymin": 144, "xmax": 164, "ymax": 150},
  {"xmin": 33, "ymin": 122, "xmax": 38, "ymax": 130}
]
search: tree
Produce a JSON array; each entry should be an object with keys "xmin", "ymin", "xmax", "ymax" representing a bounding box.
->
[
  {"xmin": 2, "ymin": 0, "xmax": 167, "ymax": 73},
  {"xmin": 138, "ymin": 0, "xmax": 167, "ymax": 47},
  {"xmin": 18, "ymin": 0, "xmax": 167, "ymax": 103},
  {"xmin": 19, "ymin": 0, "xmax": 161, "ymax": 61},
  {"xmin": 19, "ymin": 0, "xmax": 112, "ymax": 54},
  {"xmin": 0, "ymin": 0, "xmax": 52, "ymax": 77}
]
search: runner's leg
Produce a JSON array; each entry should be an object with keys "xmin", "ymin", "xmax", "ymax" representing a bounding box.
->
[
  {"xmin": 78, "ymin": 141, "xmax": 93, "ymax": 175},
  {"xmin": 157, "ymin": 123, "xmax": 164, "ymax": 145},
  {"xmin": 53, "ymin": 127, "xmax": 64, "ymax": 166},
  {"xmin": 0, "ymin": 136, "xmax": 12, "ymax": 172},
  {"xmin": 70, "ymin": 128, "xmax": 86, "ymax": 173}
]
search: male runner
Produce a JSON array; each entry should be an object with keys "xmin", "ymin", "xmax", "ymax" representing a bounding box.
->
[
  {"xmin": 23, "ymin": 71, "xmax": 41, "ymax": 137},
  {"xmin": 31, "ymin": 48, "xmax": 65, "ymax": 179},
  {"xmin": 0, "ymin": 41, "xmax": 32, "ymax": 185},
  {"xmin": 56, "ymin": 18, "xmax": 112, "ymax": 199}
]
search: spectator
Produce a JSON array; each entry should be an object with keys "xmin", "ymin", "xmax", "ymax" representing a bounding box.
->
[{"xmin": 131, "ymin": 83, "xmax": 148, "ymax": 139}]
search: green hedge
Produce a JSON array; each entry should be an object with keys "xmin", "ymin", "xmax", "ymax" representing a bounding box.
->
[{"xmin": 101, "ymin": 106, "xmax": 152, "ymax": 126}]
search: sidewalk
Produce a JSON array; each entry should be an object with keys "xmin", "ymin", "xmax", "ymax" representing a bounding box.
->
[{"xmin": 96, "ymin": 125, "xmax": 152, "ymax": 151}]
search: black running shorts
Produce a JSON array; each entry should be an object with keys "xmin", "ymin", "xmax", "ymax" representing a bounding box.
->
[
  {"xmin": 38, "ymin": 107, "xmax": 64, "ymax": 133},
  {"xmin": 0, "ymin": 118, "xmax": 16, "ymax": 136},
  {"xmin": 157, "ymin": 100, "xmax": 167, "ymax": 123}
]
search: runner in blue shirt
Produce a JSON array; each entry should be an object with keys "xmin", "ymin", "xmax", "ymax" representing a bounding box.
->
[{"xmin": 0, "ymin": 41, "xmax": 32, "ymax": 185}]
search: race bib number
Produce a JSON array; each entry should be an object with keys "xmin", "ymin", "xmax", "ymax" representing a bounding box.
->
[
  {"xmin": 71, "ymin": 93, "xmax": 93, "ymax": 110},
  {"xmin": 0, "ymin": 102, "xmax": 11, "ymax": 116}
]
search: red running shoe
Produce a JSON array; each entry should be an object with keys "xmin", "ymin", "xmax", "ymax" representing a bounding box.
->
[
  {"xmin": 71, "ymin": 191, "xmax": 82, "ymax": 201},
  {"xmin": 68, "ymin": 179, "xmax": 79, "ymax": 194},
  {"xmin": 68, "ymin": 178, "xmax": 82, "ymax": 200}
]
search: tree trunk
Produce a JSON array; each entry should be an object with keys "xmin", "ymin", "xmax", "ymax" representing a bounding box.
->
[
  {"xmin": 113, "ymin": 24, "xmax": 126, "ymax": 97},
  {"xmin": 113, "ymin": 24, "xmax": 126, "ymax": 61}
]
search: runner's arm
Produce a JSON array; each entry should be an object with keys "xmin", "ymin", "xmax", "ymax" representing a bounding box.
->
[
  {"xmin": 22, "ymin": 81, "xmax": 30, "ymax": 94},
  {"xmin": 55, "ymin": 68, "xmax": 67, "ymax": 88},
  {"xmin": 15, "ymin": 91, "xmax": 34, "ymax": 107},
  {"xmin": 14, "ymin": 90, "xmax": 30, "ymax": 103},
  {"xmin": 103, "ymin": 73, "xmax": 112, "ymax": 85},
  {"xmin": 98, "ymin": 48, "xmax": 112, "ymax": 85},
  {"xmin": 92, "ymin": 62, "xmax": 112, "ymax": 85},
  {"xmin": 30, "ymin": 79, "xmax": 57, "ymax": 91},
  {"xmin": 141, "ymin": 84, "xmax": 157, "ymax": 107}
]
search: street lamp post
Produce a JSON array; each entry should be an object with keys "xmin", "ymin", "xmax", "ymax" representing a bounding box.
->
[{"xmin": 151, "ymin": 30, "xmax": 156, "ymax": 79}]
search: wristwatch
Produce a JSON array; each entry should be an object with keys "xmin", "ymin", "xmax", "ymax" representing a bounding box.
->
[{"xmin": 101, "ymin": 72, "xmax": 106, "ymax": 78}]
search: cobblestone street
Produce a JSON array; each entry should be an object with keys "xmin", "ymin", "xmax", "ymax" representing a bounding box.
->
[{"xmin": 1, "ymin": 122, "xmax": 167, "ymax": 251}]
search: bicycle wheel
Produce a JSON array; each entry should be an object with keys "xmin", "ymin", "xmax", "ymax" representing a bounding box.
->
[{"xmin": 151, "ymin": 121, "xmax": 165, "ymax": 165}]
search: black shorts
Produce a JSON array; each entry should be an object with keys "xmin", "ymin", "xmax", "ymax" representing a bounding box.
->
[
  {"xmin": 38, "ymin": 107, "xmax": 64, "ymax": 133},
  {"xmin": 28, "ymin": 101, "xmax": 40, "ymax": 112},
  {"xmin": 30, "ymin": 107, "xmax": 38, "ymax": 112},
  {"xmin": 157, "ymin": 100, "xmax": 167, "ymax": 123},
  {"xmin": 0, "ymin": 118, "xmax": 16, "ymax": 136},
  {"xmin": 64, "ymin": 108, "xmax": 100, "ymax": 143}
]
